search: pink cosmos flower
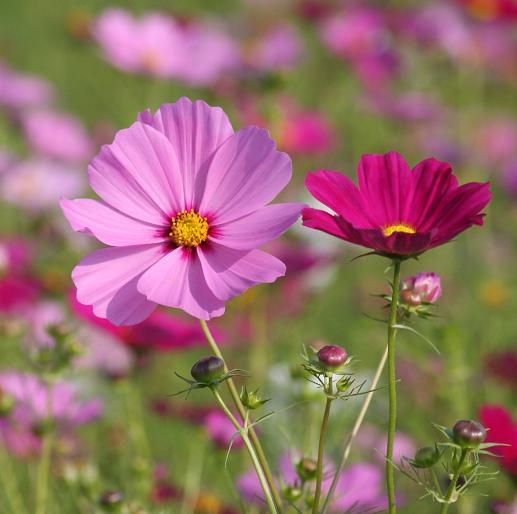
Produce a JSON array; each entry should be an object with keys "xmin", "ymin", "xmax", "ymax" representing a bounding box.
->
[
  {"xmin": 203, "ymin": 410, "xmax": 244, "ymax": 449},
  {"xmin": 92, "ymin": 9, "xmax": 184, "ymax": 78},
  {"xmin": 302, "ymin": 151, "xmax": 491, "ymax": 257},
  {"xmin": 401, "ymin": 272, "xmax": 442, "ymax": 305},
  {"xmin": 0, "ymin": 64, "xmax": 53, "ymax": 110},
  {"xmin": 0, "ymin": 372, "xmax": 102, "ymax": 456},
  {"xmin": 61, "ymin": 97, "xmax": 303, "ymax": 324},
  {"xmin": 22, "ymin": 110, "xmax": 92, "ymax": 163},
  {"xmin": 1, "ymin": 158, "xmax": 84, "ymax": 212}
]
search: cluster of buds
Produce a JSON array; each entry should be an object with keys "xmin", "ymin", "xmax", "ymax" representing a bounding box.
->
[
  {"xmin": 402, "ymin": 419, "xmax": 500, "ymax": 507},
  {"xmin": 281, "ymin": 457, "xmax": 318, "ymax": 505}
]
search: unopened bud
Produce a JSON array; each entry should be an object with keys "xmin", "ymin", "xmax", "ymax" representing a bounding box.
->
[
  {"xmin": 295, "ymin": 457, "xmax": 317, "ymax": 481},
  {"xmin": 282, "ymin": 484, "xmax": 303, "ymax": 502},
  {"xmin": 452, "ymin": 420, "xmax": 487, "ymax": 448},
  {"xmin": 413, "ymin": 446, "xmax": 441, "ymax": 468},
  {"xmin": 401, "ymin": 272, "xmax": 442, "ymax": 306},
  {"xmin": 190, "ymin": 356, "xmax": 225, "ymax": 384},
  {"xmin": 317, "ymin": 345, "xmax": 348, "ymax": 369}
]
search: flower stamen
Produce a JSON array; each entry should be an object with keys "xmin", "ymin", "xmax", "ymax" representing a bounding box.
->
[
  {"xmin": 382, "ymin": 223, "xmax": 416, "ymax": 237},
  {"xmin": 169, "ymin": 209, "xmax": 209, "ymax": 247}
]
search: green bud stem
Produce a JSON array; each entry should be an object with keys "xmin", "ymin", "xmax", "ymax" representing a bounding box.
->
[
  {"xmin": 312, "ymin": 376, "xmax": 334, "ymax": 514},
  {"xmin": 199, "ymin": 319, "xmax": 283, "ymax": 513},
  {"xmin": 439, "ymin": 449, "xmax": 469, "ymax": 514}
]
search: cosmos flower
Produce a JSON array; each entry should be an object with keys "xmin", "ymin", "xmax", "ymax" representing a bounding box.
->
[
  {"xmin": 21, "ymin": 110, "xmax": 93, "ymax": 163},
  {"xmin": 401, "ymin": 272, "xmax": 442, "ymax": 305},
  {"xmin": 61, "ymin": 97, "xmax": 303, "ymax": 324},
  {"xmin": 478, "ymin": 404, "xmax": 517, "ymax": 477},
  {"xmin": 0, "ymin": 64, "xmax": 53, "ymax": 110},
  {"xmin": 1, "ymin": 158, "xmax": 84, "ymax": 212},
  {"xmin": 203, "ymin": 410, "xmax": 244, "ymax": 449},
  {"xmin": 0, "ymin": 371, "xmax": 102, "ymax": 456},
  {"xmin": 302, "ymin": 151, "xmax": 491, "ymax": 258}
]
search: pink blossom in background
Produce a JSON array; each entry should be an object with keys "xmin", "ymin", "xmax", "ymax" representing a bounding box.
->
[
  {"xmin": 22, "ymin": 300, "xmax": 66, "ymax": 348},
  {"xmin": 479, "ymin": 404, "xmax": 517, "ymax": 477},
  {"xmin": 247, "ymin": 24, "xmax": 302, "ymax": 72},
  {"xmin": 21, "ymin": 110, "xmax": 92, "ymax": 162},
  {"xmin": 364, "ymin": 90, "xmax": 444, "ymax": 122},
  {"xmin": 92, "ymin": 9, "xmax": 184, "ymax": 78},
  {"xmin": 357, "ymin": 425, "xmax": 416, "ymax": 466},
  {"xmin": 0, "ymin": 149, "xmax": 16, "ymax": 175},
  {"xmin": 0, "ymin": 371, "xmax": 102, "ymax": 456},
  {"xmin": 92, "ymin": 9, "xmax": 240, "ymax": 86},
  {"xmin": 473, "ymin": 118, "xmax": 517, "ymax": 166},
  {"xmin": 0, "ymin": 238, "xmax": 39, "ymax": 313},
  {"xmin": 203, "ymin": 410, "xmax": 244, "ymax": 449},
  {"xmin": 1, "ymin": 159, "xmax": 84, "ymax": 212},
  {"xmin": 0, "ymin": 64, "xmax": 53, "ymax": 110},
  {"xmin": 279, "ymin": 109, "xmax": 335, "ymax": 156},
  {"xmin": 484, "ymin": 350, "xmax": 517, "ymax": 389},
  {"xmin": 69, "ymin": 291, "xmax": 218, "ymax": 352},
  {"xmin": 61, "ymin": 97, "xmax": 303, "ymax": 324},
  {"xmin": 237, "ymin": 452, "xmax": 389, "ymax": 511}
]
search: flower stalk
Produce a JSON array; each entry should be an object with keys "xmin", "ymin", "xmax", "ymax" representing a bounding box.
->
[
  {"xmin": 312, "ymin": 376, "xmax": 334, "ymax": 514},
  {"xmin": 211, "ymin": 388, "xmax": 278, "ymax": 514},
  {"xmin": 387, "ymin": 259, "xmax": 402, "ymax": 514},
  {"xmin": 439, "ymin": 449, "xmax": 469, "ymax": 514},
  {"xmin": 199, "ymin": 319, "xmax": 283, "ymax": 512}
]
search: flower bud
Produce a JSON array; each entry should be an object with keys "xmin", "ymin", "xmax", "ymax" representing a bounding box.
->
[
  {"xmin": 240, "ymin": 386, "xmax": 269, "ymax": 410},
  {"xmin": 295, "ymin": 457, "xmax": 318, "ymax": 481},
  {"xmin": 99, "ymin": 490, "xmax": 124, "ymax": 509},
  {"xmin": 401, "ymin": 272, "xmax": 442, "ymax": 306},
  {"xmin": 190, "ymin": 356, "xmax": 225, "ymax": 384},
  {"xmin": 452, "ymin": 420, "xmax": 487, "ymax": 448},
  {"xmin": 412, "ymin": 446, "xmax": 441, "ymax": 468},
  {"xmin": 317, "ymin": 345, "xmax": 348, "ymax": 369},
  {"xmin": 282, "ymin": 484, "xmax": 303, "ymax": 502}
]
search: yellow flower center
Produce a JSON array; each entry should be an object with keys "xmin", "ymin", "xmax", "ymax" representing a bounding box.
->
[
  {"xmin": 382, "ymin": 223, "xmax": 416, "ymax": 237},
  {"xmin": 169, "ymin": 209, "xmax": 209, "ymax": 248}
]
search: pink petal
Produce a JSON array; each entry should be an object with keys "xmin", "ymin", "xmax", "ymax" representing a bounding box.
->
[
  {"xmin": 137, "ymin": 248, "xmax": 225, "ymax": 320},
  {"xmin": 302, "ymin": 207, "xmax": 354, "ymax": 241},
  {"xmin": 210, "ymin": 203, "xmax": 304, "ymax": 250},
  {"xmin": 88, "ymin": 121, "xmax": 184, "ymax": 224},
  {"xmin": 357, "ymin": 151, "xmax": 412, "ymax": 225},
  {"xmin": 305, "ymin": 170, "xmax": 373, "ymax": 227},
  {"xmin": 404, "ymin": 157, "xmax": 458, "ymax": 230},
  {"xmin": 198, "ymin": 243, "xmax": 285, "ymax": 301},
  {"xmin": 60, "ymin": 198, "xmax": 167, "ymax": 246},
  {"xmin": 138, "ymin": 98, "xmax": 234, "ymax": 208},
  {"xmin": 72, "ymin": 244, "xmax": 164, "ymax": 325},
  {"xmin": 200, "ymin": 127, "xmax": 292, "ymax": 223}
]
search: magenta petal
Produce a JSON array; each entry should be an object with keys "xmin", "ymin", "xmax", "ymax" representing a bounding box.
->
[
  {"xmin": 405, "ymin": 157, "xmax": 458, "ymax": 230},
  {"xmin": 200, "ymin": 127, "xmax": 292, "ymax": 223},
  {"xmin": 198, "ymin": 243, "xmax": 285, "ymax": 301},
  {"xmin": 88, "ymin": 121, "xmax": 184, "ymax": 224},
  {"xmin": 357, "ymin": 151, "xmax": 412, "ymax": 225},
  {"xmin": 60, "ymin": 198, "xmax": 166, "ymax": 246},
  {"xmin": 72, "ymin": 244, "xmax": 164, "ymax": 326},
  {"xmin": 302, "ymin": 207, "xmax": 357, "ymax": 242},
  {"xmin": 210, "ymin": 203, "xmax": 304, "ymax": 250},
  {"xmin": 305, "ymin": 170, "xmax": 372, "ymax": 227},
  {"xmin": 137, "ymin": 248, "xmax": 225, "ymax": 320},
  {"xmin": 138, "ymin": 98, "xmax": 234, "ymax": 208}
]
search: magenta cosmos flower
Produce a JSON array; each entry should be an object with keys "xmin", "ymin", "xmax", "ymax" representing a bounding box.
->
[
  {"xmin": 61, "ymin": 98, "xmax": 303, "ymax": 325},
  {"xmin": 302, "ymin": 151, "xmax": 491, "ymax": 258}
]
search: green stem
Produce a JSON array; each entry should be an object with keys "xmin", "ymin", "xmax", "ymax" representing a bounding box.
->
[
  {"xmin": 212, "ymin": 389, "xmax": 278, "ymax": 514},
  {"xmin": 0, "ymin": 441, "xmax": 28, "ymax": 514},
  {"xmin": 439, "ymin": 450, "xmax": 468, "ymax": 514},
  {"xmin": 387, "ymin": 260, "xmax": 402, "ymax": 514},
  {"xmin": 199, "ymin": 320, "xmax": 283, "ymax": 512},
  {"xmin": 35, "ymin": 381, "xmax": 54, "ymax": 514},
  {"xmin": 322, "ymin": 345, "xmax": 389, "ymax": 513},
  {"xmin": 312, "ymin": 378, "xmax": 333, "ymax": 514}
]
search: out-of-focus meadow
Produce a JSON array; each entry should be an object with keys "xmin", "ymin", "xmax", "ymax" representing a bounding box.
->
[{"xmin": 0, "ymin": 0, "xmax": 516, "ymax": 513}]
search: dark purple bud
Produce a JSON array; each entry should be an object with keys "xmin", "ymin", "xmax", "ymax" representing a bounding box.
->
[
  {"xmin": 191, "ymin": 356, "xmax": 225, "ymax": 384},
  {"xmin": 452, "ymin": 420, "xmax": 487, "ymax": 448},
  {"xmin": 317, "ymin": 345, "xmax": 348, "ymax": 368}
]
